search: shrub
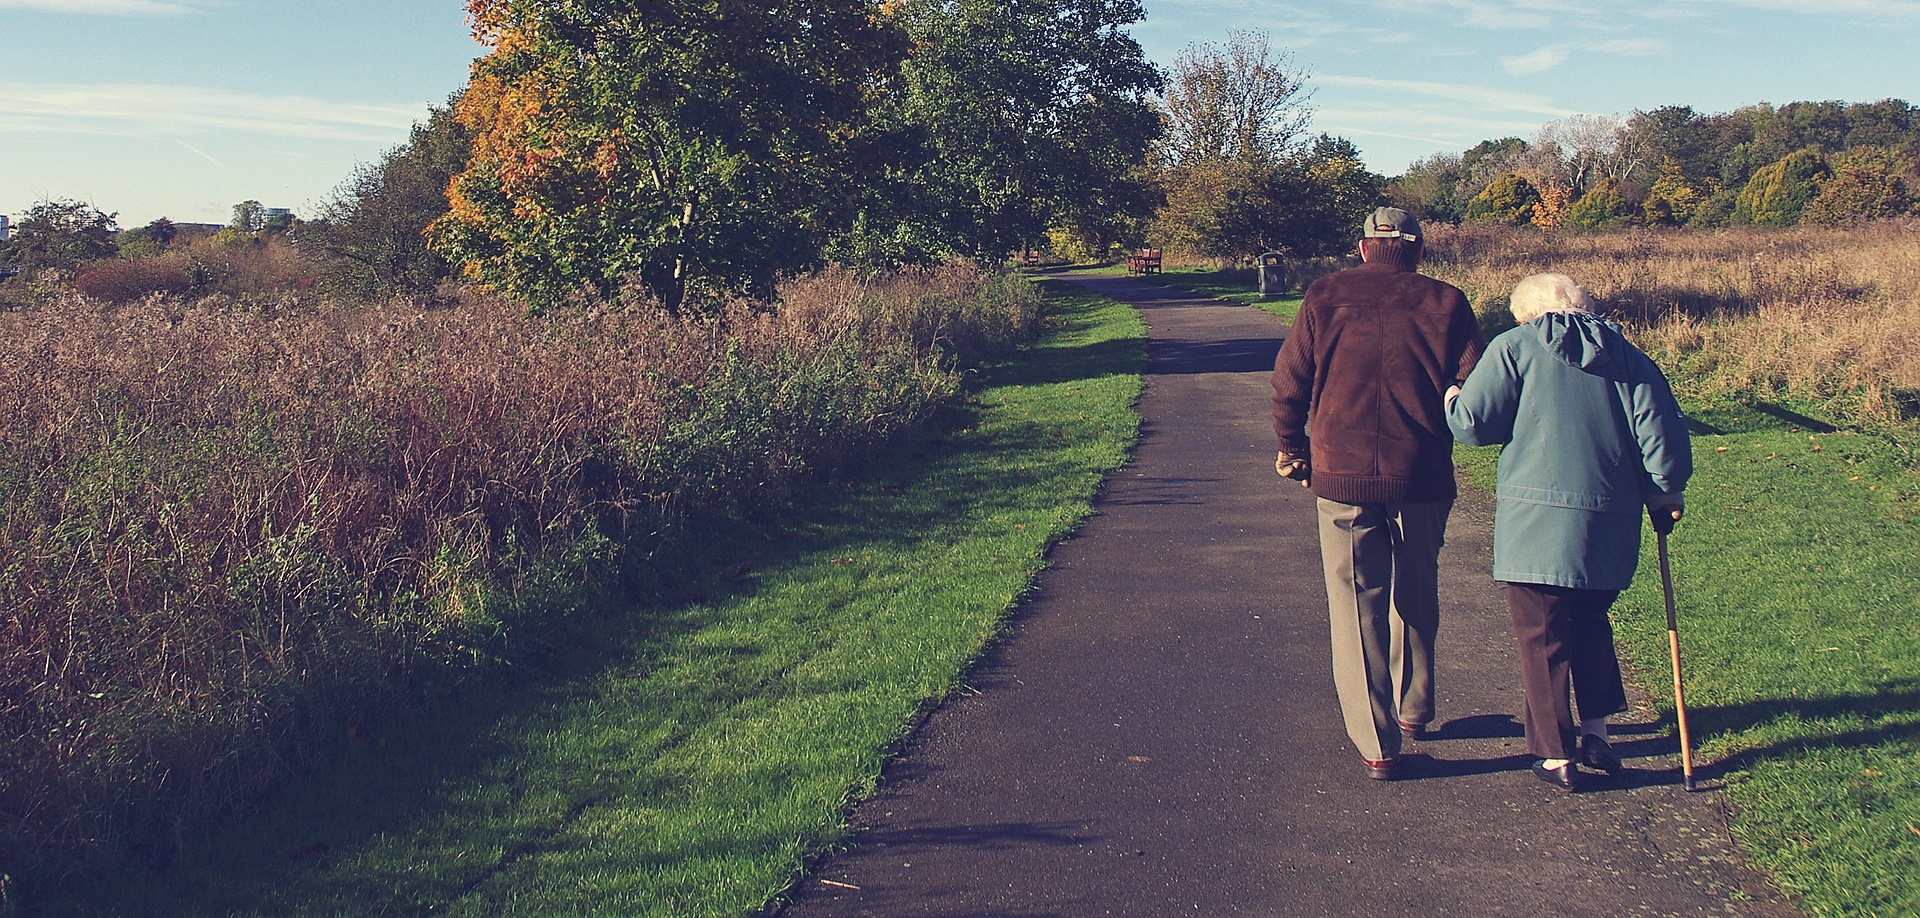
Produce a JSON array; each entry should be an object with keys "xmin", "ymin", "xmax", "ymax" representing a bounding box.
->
[
  {"xmin": 72, "ymin": 256, "xmax": 195, "ymax": 303},
  {"xmin": 1735, "ymin": 148, "xmax": 1829, "ymax": 226},
  {"xmin": 1563, "ymin": 179, "xmax": 1635, "ymax": 232},
  {"xmin": 1803, "ymin": 146, "xmax": 1915, "ymax": 225},
  {"xmin": 1465, "ymin": 172, "xmax": 1541, "ymax": 225}
]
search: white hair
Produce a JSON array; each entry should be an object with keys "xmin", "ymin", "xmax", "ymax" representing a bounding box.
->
[{"xmin": 1509, "ymin": 273, "xmax": 1594, "ymax": 323}]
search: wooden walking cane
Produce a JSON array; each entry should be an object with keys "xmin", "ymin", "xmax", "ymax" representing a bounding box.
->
[{"xmin": 1657, "ymin": 529, "xmax": 1696, "ymax": 791}]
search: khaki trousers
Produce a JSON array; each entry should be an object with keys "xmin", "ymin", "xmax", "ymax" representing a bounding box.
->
[{"xmin": 1315, "ymin": 498, "xmax": 1449, "ymax": 762}]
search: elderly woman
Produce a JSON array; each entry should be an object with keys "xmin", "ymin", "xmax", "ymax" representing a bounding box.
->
[{"xmin": 1444, "ymin": 274, "xmax": 1691, "ymax": 791}]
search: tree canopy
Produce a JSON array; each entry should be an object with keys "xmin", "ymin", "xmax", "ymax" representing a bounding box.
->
[{"xmin": 1391, "ymin": 98, "xmax": 1920, "ymax": 230}]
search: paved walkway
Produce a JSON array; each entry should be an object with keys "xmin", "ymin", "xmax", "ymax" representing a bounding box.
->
[{"xmin": 780, "ymin": 274, "xmax": 1799, "ymax": 918}]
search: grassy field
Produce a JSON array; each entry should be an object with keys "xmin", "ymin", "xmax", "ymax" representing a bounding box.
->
[
  {"xmin": 49, "ymin": 282, "xmax": 1146, "ymax": 916},
  {"xmin": 1150, "ymin": 249, "xmax": 1920, "ymax": 918}
]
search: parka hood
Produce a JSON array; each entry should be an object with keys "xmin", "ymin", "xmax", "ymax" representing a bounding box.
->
[{"xmin": 1531, "ymin": 311, "xmax": 1627, "ymax": 373}]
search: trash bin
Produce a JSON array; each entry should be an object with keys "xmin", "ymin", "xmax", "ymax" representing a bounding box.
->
[{"xmin": 1257, "ymin": 252, "xmax": 1287, "ymax": 297}]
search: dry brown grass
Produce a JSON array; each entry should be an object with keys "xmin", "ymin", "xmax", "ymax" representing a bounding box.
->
[
  {"xmin": 0, "ymin": 262, "xmax": 1042, "ymax": 879},
  {"xmin": 1422, "ymin": 220, "xmax": 1920, "ymax": 425}
]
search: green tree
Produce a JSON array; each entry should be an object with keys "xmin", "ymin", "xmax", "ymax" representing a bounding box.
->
[
  {"xmin": 879, "ymin": 0, "xmax": 1163, "ymax": 261},
  {"xmin": 433, "ymin": 0, "xmax": 904, "ymax": 310},
  {"xmin": 1389, "ymin": 152, "xmax": 1468, "ymax": 224},
  {"xmin": 1641, "ymin": 159, "xmax": 1705, "ymax": 227},
  {"xmin": 308, "ymin": 103, "xmax": 471, "ymax": 298},
  {"xmin": 0, "ymin": 198, "xmax": 118, "ymax": 272},
  {"xmin": 1255, "ymin": 135, "xmax": 1385, "ymax": 257},
  {"xmin": 1803, "ymin": 146, "xmax": 1914, "ymax": 225},
  {"xmin": 114, "ymin": 217, "xmax": 178, "ymax": 259},
  {"xmin": 1843, "ymin": 98, "xmax": 1919, "ymax": 149},
  {"xmin": 1734, "ymin": 148, "xmax": 1828, "ymax": 226},
  {"xmin": 230, "ymin": 200, "xmax": 265, "ymax": 233},
  {"xmin": 1464, "ymin": 173, "xmax": 1540, "ymax": 226}
]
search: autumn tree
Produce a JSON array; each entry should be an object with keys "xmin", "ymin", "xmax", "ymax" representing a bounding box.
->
[
  {"xmin": 1151, "ymin": 30, "xmax": 1377, "ymax": 260},
  {"xmin": 1160, "ymin": 29, "xmax": 1311, "ymax": 167},
  {"xmin": 433, "ymin": 0, "xmax": 904, "ymax": 310}
]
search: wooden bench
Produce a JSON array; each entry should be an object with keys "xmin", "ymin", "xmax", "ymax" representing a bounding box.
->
[
  {"xmin": 1125, "ymin": 248, "xmax": 1162, "ymax": 276},
  {"xmin": 1019, "ymin": 249, "xmax": 1044, "ymax": 268}
]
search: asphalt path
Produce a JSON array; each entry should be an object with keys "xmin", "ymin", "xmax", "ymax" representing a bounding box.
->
[{"xmin": 779, "ymin": 273, "xmax": 1800, "ymax": 918}]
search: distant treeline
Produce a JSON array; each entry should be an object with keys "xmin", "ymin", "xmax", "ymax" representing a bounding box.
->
[{"xmin": 1388, "ymin": 99, "xmax": 1920, "ymax": 231}]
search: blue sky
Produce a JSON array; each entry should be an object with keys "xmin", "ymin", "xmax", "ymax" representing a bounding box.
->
[{"xmin": 3, "ymin": 0, "xmax": 1916, "ymax": 227}]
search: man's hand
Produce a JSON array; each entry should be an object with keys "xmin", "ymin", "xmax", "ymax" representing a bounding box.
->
[
  {"xmin": 1275, "ymin": 451, "xmax": 1311, "ymax": 488},
  {"xmin": 1647, "ymin": 495, "xmax": 1685, "ymax": 534}
]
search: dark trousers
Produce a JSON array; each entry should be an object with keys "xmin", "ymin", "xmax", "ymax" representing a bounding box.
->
[{"xmin": 1505, "ymin": 582, "xmax": 1629, "ymax": 760}]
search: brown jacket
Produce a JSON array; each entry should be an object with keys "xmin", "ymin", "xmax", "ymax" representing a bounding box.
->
[{"xmin": 1271, "ymin": 261, "xmax": 1484, "ymax": 504}]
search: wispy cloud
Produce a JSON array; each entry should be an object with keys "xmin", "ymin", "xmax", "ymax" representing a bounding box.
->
[
  {"xmin": 0, "ymin": 83, "xmax": 426, "ymax": 143},
  {"xmin": 1673, "ymin": 0, "xmax": 1920, "ymax": 16},
  {"xmin": 0, "ymin": 0, "xmax": 204, "ymax": 13},
  {"xmin": 1499, "ymin": 36, "xmax": 1668, "ymax": 75},
  {"xmin": 1318, "ymin": 74, "xmax": 1572, "ymax": 118},
  {"xmin": 1500, "ymin": 45, "xmax": 1570, "ymax": 75},
  {"xmin": 1427, "ymin": 0, "xmax": 1555, "ymax": 29}
]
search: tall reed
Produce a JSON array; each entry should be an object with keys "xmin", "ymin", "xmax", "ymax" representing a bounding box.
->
[
  {"xmin": 0, "ymin": 262, "xmax": 1042, "ymax": 886},
  {"xmin": 1422, "ymin": 220, "xmax": 1920, "ymax": 426}
]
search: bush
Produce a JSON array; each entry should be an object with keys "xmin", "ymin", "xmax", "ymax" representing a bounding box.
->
[
  {"xmin": 1465, "ymin": 172, "xmax": 1541, "ymax": 226},
  {"xmin": 1563, "ymin": 179, "xmax": 1635, "ymax": 232},
  {"xmin": 1735, "ymin": 148, "xmax": 1829, "ymax": 226},
  {"xmin": 1803, "ymin": 146, "xmax": 1915, "ymax": 225},
  {"xmin": 72, "ymin": 257, "xmax": 195, "ymax": 303}
]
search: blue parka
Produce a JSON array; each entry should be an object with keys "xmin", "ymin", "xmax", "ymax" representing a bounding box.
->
[{"xmin": 1445, "ymin": 312, "xmax": 1692, "ymax": 590}]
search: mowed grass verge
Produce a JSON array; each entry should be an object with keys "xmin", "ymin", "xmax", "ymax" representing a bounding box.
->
[
  {"xmin": 1157, "ymin": 263, "xmax": 1920, "ymax": 917},
  {"xmin": 59, "ymin": 281, "xmax": 1145, "ymax": 917}
]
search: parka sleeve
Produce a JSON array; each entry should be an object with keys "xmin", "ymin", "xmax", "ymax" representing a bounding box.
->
[
  {"xmin": 1446, "ymin": 334, "xmax": 1520, "ymax": 447},
  {"xmin": 1627, "ymin": 356, "xmax": 1693, "ymax": 497}
]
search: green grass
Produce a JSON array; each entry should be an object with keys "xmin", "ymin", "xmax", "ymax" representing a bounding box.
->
[
  {"xmin": 56, "ymin": 282, "xmax": 1146, "ymax": 917},
  {"xmin": 1612, "ymin": 425, "xmax": 1920, "ymax": 917}
]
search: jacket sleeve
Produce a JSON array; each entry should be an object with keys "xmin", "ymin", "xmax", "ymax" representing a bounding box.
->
[
  {"xmin": 1270, "ymin": 304, "xmax": 1316, "ymax": 457},
  {"xmin": 1449, "ymin": 292, "xmax": 1487, "ymax": 385},
  {"xmin": 1627, "ymin": 356, "xmax": 1693, "ymax": 497},
  {"xmin": 1446, "ymin": 335, "xmax": 1519, "ymax": 446}
]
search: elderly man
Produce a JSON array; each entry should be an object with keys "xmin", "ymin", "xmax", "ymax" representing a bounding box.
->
[{"xmin": 1270, "ymin": 207, "xmax": 1486, "ymax": 780}]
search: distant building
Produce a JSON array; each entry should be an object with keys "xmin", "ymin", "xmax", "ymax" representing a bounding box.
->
[{"xmin": 0, "ymin": 214, "xmax": 10, "ymax": 243}]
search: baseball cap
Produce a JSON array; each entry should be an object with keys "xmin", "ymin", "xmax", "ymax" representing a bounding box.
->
[{"xmin": 1362, "ymin": 206, "xmax": 1421, "ymax": 242}]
